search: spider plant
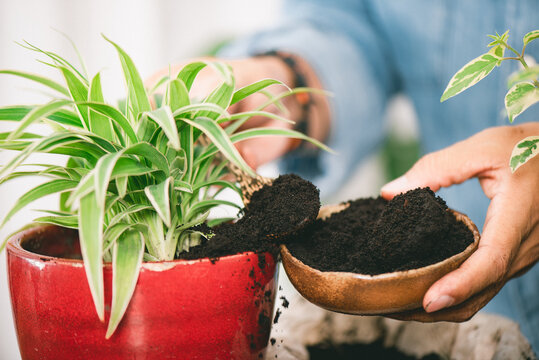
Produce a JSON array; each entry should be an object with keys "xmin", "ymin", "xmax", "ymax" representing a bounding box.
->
[{"xmin": 0, "ymin": 36, "xmax": 329, "ymax": 337}]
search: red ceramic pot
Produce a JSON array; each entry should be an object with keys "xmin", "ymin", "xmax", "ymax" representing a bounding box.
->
[{"xmin": 7, "ymin": 225, "xmax": 277, "ymax": 360}]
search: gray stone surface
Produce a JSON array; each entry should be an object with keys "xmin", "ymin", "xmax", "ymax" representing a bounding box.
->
[{"xmin": 266, "ymin": 282, "xmax": 537, "ymax": 360}]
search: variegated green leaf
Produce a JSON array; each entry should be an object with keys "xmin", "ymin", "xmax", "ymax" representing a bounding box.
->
[
  {"xmin": 0, "ymin": 70, "xmax": 70, "ymax": 96},
  {"xmin": 0, "ymin": 179, "xmax": 77, "ymax": 229},
  {"xmin": 106, "ymin": 230, "xmax": 144, "ymax": 339},
  {"xmin": 89, "ymin": 73, "xmax": 114, "ymax": 141},
  {"xmin": 124, "ymin": 142, "xmax": 169, "ymax": 174},
  {"xmin": 146, "ymin": 107, "xmax": 181, "ymax": 151},
  {"xmin": 441, "ymin": 45, "xmax": 505, "ymax": 102},
  {"xmin": 507, "ymin": 66, "xmax": 539, "ymax": 89},
  {"xmin": 505, "ymin": 82, "xmax": 539, "ymax": 122},
  {"xmin": 231, "ymin": 79, "xmax": 287, "ymax": 105},
  {"xmin": 523, "ymin": 30, "xmax": 539, "ymax": 46},
  {"xmin": 144, "ymin": 177, "xmax": 172, "ymax": 227},
  {"xmin": 103, "ymin": 35, "xmax": 151, "ymax": 118},
  {"xmin": 510, "ymin": 136, "xmax": 539, "ymax": 172},
  {"xmin": 108, "ymin": 205, "xmax": 153, "ymax": 228},
  {"xmin": 59, "ymin": 65, "xmax": 90, "ymax": 128},
  {"xmin": 80, "ymin": 102, "xmax": 138, "ymax": 144},
  {"xmin": 177, "ymin": 61, "xmax": 233, "ymax": 90},
  {"xmin": 34, "ymin": 214, "xmax": 78, "ymax": 229},
  {"xmin": 7, "ymin": 100, "xmax": 71, "ymax": 140},
  {"xmin": 186, "ymin": 199, "xmax": 241, "ymax": 221},
  {"xmin": 94, "ymin": 152, "xmax": 124, "ymax": 208},
  {"xmin": 174, "ymin": 179, "xmax": 193, "ymax": 193},
  {"xmin": 180, "ymin": 117, "xmax": 255, "ymax": 177},
  {"xmin": 164, "ymin": 79, "xmax": 190, "ymax": 112},
  {"xmin": 78, "ymin": 192, "xmax": 105, "ymax": 321}
]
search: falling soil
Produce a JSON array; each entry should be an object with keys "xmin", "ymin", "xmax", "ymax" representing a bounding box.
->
[
  {"xmin": 308, "ymin": 341, "xmax": 441, "ymax": 360},
  {"xmin": 179, "ymin": 174, "xmax": 319, "ymax": 260},
  {"xmin": 288, "ymin": 188, "xmax": 474, "ymax": 275}
]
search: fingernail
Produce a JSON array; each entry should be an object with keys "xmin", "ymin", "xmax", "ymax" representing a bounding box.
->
[
  {"xmin": 425, "ymin": 295, "xmax": 455, "ymax": 313},
  {"xmin": 381, "ymin": 175, "xmax": 410, "ymax": 195}
]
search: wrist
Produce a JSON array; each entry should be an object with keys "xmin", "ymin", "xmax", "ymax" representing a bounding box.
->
[{"xmin": 254, "ymin": 52, "xmax": 331, "ymax": 147}]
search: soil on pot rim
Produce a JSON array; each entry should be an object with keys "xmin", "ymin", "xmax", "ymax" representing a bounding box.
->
[
  {"xmin": 287, "ymin": 188, "xmax": 474, "ymax": 275},
  {"xmin": 179, "ymin": 174, "xmax": 320, "ymax": 260}
]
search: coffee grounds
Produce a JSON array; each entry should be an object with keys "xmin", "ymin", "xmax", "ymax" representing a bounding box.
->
[
  {"xmin": 288, "ymin": 188, "xmax": 474, "ymax": 275},
  {"xmin": 179, "ymin": 174, "xmax": 319, "ymax": 260}
]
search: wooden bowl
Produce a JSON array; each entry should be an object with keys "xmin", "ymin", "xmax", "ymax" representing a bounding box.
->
[{"xmin": 280, "ymin": 204, "xmax": 480, "ymax": 315}]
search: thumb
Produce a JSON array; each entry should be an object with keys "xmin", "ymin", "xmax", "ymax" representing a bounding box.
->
[{"xmin": 381, "ymin": 135, "xmax": 495, "ymax": 199}]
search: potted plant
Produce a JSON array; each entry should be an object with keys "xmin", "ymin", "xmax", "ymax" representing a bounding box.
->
[{"xmin": 0, "ymin": 37, "xmax": 327, "ymax": 359}]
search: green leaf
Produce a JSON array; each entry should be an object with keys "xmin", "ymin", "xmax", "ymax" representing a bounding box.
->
[
  {"xmin": 202, "ymin": 81, "xmax": 234, "ymax": 120},
  {"xmin": 19, "ymin": 41, "xmax": 88, "ymax": 82},
  {"xmin": 107, "ymin": 205, "xmax": 153, "ymax": 228},
  {"xmin": 172, "ymin": 103, "xmax": 230, "ymax": 119},
  {"xmin": 78, "ymin": 192, "xmax": 105, "ymax": 321},
  {"xmin": 180, "ymin": 117, "xmax": 255, "ymax": 177},
  {"xmin": 487, "ymin": 30, "xmax": 509, "ymax": 47},
  {"xmin": 231, "ymin": 79, "xmax": 288, "ymax": 105},
  {"xmin": 197, "ymin": 127, "xmax": 334, "ymax": 164},
  {"xmin": 505, "ymin": 82, "xmax": 539, "ymax": 122},
  {"xmin": 94, "ymin": 152, "xmax": 124, "ymax": 208},
  {"xmin": 441, "ymin": 45, "xmax": 505, "ymax": 102},
  {"xmin": 80, "ymin": 102, "xmax": 138, "ymax": 144},
  {"xmin": 0, "ymin": 132, "xmax": 81, "ymax": 179},
  {"xmin": 0, "ymin": 70, "xmax": 70, "ymax": 96},
  {"xmin": 186, "ymin": 199, "xmax": 241, "ymax": 221},
  {"xmin": 103, "ymin": 35, "xmax": 151, "ymax": 118},
  {"xmin": 0, "ymin": 179, "xmax": 77, "ymax": 229},
  {"xmin": 88, "ymin": 73, "xmax": 114, "ymax": 141},
  {"xmin": 191, "ymin": 179, "xmax": 242, "ymax": 196},
  {"xmin": 164, "ymin": 79, "xmax": 190, "ymax": 112},
  {"xmin": 507, "ymin": 66, "xmax": 539, "ymax": 89},
  {"xmin": 124, "ymin": 142, "xmax": 169, "ymax": 174},
  {"xmin": 34, "ymin": 214, "xmax": 78, "ymax": 229},
  {"xmin": 177, "ymin": 61, "xmax": 233, "ymax": 91},
  {"xmin": 59, "ymin": 66, "xmax": 90, "ymax": 128},
  {"xmin": 174, "ymin": 179, "xmax": 193, "ymax": 193},
  {"xmin": 523, "ymin": 30, "xmax": 539, "ymax": 46},
  {"xmin": 7, "ymin": 100, "xmax": 71, "ymax": 140},
  {"xmin": 146, "ymin": 107, "xmax": 181, "ymax": 151},
  {"xmin": 106, "ymin": 230, "xmax": 144, "ymax": 339},
  {"xmin": 144, "ymin": 177, "xmax": 172, "ymax": 227},
  {"xmin": 510, "ymin": 136, "xmax": 539, "ymax": 172}
]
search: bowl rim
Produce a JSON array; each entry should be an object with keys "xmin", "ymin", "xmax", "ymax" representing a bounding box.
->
[{"xmin": 281, "ymin": 207, "xmax": 480, "ymax": 281}]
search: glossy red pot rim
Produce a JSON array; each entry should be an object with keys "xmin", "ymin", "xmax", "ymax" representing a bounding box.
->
[{"xmin": 7, "ymin": 224, "xmax": 268, "ymax": 269}]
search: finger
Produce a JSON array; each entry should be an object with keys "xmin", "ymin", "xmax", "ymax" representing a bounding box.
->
[
  {"xmin": 381, "ymin": 130, "xmax": 503, "ymax": 199},
  {"xmin": 386, "ymin": 282, "xmax": 503, "ymax": 322},
  {"xmin": 422, "ymin": 194, "xmax": 525, "ymax": 314}
]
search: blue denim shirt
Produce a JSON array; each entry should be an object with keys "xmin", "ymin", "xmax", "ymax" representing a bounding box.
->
[{"xmin": 221, "ymin": 0, "xmax": 539, "ymax": 352}]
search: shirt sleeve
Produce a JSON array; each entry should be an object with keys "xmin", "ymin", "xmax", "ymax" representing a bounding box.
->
[{"xmin": 219, "ymin": 0, "xmax": 398, "ymax": 196}]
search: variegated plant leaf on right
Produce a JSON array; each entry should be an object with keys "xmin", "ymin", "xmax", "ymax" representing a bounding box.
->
[
  {"xmin": 510, "ymin": 136, "xmax": 539, "ymax": 173},
  {"xmin": 441, "ymin": 45, "xmax": 505, "ymax": 102},
  {"xmin": 505, "ymin": 81, "xmax": 539, "ymax": 122}
]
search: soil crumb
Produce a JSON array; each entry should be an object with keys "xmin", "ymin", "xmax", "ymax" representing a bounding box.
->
[
  {"xmin": 179, "ymin": 174, "xmax": 319, "ymax": 260},
  {"xmin": 288, "ymin": 188, "xmax": 474, "ymax": 275}
]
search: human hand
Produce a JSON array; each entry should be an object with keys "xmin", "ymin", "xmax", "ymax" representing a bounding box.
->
[
  {"xmin": 146, "ymin": 55, "xmax": 330, "ymax": 170},
  {"xmin": 380, "ymin": 123, "xmax": 539, "ymax": 322}
]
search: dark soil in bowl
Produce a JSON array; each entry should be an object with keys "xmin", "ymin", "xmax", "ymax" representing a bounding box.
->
[
  {"xmin": 179, "ymin": 174, "xmax": 320, "ymax": 260},
  {"xmin": 308, "ymin": 341, "xmax": 441, "ymax": 360},
  {"xmin": 287, "ymin": 188, "xmax": 474, "ymax": 275}
]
